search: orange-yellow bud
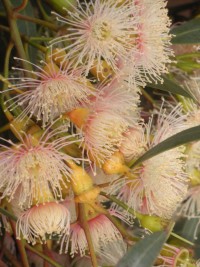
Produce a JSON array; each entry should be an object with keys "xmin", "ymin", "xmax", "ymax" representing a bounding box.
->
[
  {"xmin": 90, "ymin": 60, "xmax": 114, "ymax": 81},
  {"xmin": 60, "ymin": 178, "xmax": 71, "ymax": 199},
  {"xmin": 67, "ymin": 160, "xmax": 93, "ymax": 195},
  {"xmin": 68, "ymin": 108, "xmax": 89, "ymax": 129},
  {"xmin": 51, "ymin": 48, "xmax": 67, "ymax": 66},
  {"xmin": 102, "ymin": 151, "xmax": 129, "ymax": 175}
]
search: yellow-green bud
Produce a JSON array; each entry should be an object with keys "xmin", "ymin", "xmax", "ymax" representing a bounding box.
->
[
  {"xmin": 135, "ymin": 212, "xmax": 168, "ymax": 232},
  {"xmin": 45, "ymin": 0, "xmax": 77, "ymax": 15}
]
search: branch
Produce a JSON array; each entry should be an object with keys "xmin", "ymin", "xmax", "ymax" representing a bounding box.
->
[{"xmin": 13, "ymin": 0, "xmax": 28, "ymax": 13}]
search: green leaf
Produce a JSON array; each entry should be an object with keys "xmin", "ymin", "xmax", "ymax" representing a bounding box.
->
[
  {"xmin": 131, "ymin": 125, "xmax": 200, "ymax": 168},
  {"xmin": 170, "ymin": 18, "xmax": 200, "ymax": 44},
  {"xmin": 181, "ymin": 218, "xmax": 199, "ymax": 243},
  {"xmin": 146, "ymin": 76, "xmax": 193, "ymax": 99},
  {"xmin": 179, "ymin": 218, "xmax": 200, "ymax": 259},
  {"xmin": 11, "ymin": 0, "xmax": 38, "ymax": 63},
  {"xmin": 116, "ymin": 231, "xmax": 167, "ymax": 267}
]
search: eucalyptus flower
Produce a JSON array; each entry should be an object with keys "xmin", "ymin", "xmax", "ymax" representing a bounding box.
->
[
  {"xmin": 6, "ymin": 57, "xmax": 95, "ymax": 127},
  {"xmin": 69, "ymin": 80, "xmax": 140, "ymax": 168},
  {"xmin": 0, "ymin": 126, "xmax": 80, "ymax": 208},
  {"xmin": 51, "ymin": 0, "xmax": 138, "ymax": 76},
  {"xmin": 61, "ymin": 214, "xmax": 122, "ymax": 256},
  {"xmin": 17, "ymin": 202, "xmax": 70, "ymax": 245},
  {"xmin": 112, "ymin": 104, "xmax": 188, "ymax": 219}
]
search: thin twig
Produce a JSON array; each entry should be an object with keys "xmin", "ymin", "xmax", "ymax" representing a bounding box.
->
[{"xmin": 13, "ymin": 0, "xmax": 28, "ymax": 13}]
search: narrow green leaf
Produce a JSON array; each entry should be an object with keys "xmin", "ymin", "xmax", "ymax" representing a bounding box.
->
[
  {"xmin": 132, "ymin": 125, "xmax": 200, "ymax": 168},
  {"xmin": 170, "ymin": 18, "xmax": 200, "ymax": 44},
  {"xmin": 116, "ymin": 231, "xmax": 167, "ymax": 267},
  {"xmin": 0, "ymin": 207, "xmax": 17, "ymax": 221},
  {"xmin": 146, "ymin": 76, "xmax": 193, "ymax": 99},
  {"xmin": 181, "ymin": 218, "xmax": 199, "ymax": 243},
  {"xmin": 178, "ymin": 217, "xmax": 200, "ymax": 259},
  {"xmin": 194, "ymin": 245, "xmax": 200, "ymax": 261}
]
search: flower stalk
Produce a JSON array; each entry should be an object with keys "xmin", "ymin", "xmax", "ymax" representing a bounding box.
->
[
  {"xmin": 10, "ymin": 220, "xmax": 29, "ymax": 267},
  {"xmin": 78, "ymin": 203, "xmax": 98, "ymax": 267},
  {"xmin": 25, "ymin": 244, "xmax": 63, "ymax": 267}
]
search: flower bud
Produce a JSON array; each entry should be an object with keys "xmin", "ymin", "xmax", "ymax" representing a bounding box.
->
[
  {"xmin": 50, "ymin": 49, "xmax": 67, "ymax": 66},
  {"xmin": 135, "ymin": 212, "xmax": 168, "ymax": 232},
  {"xmin": 68, "ymin": 108, "xmax": 89, "ymax": 129},
  {"xmin": 90, "ymin": 60, "xmax": 114, "ymax": 81},
  {"xmin": 67, "ymin": 160, "xmax": 94, "ymax": 195},
  {"xmin": 102, "ymin": 151, "xmax": 129, "ymax": 175},
  {"xmin": 45, "ymin": 0, "xmax": 77, "ymax": 15}
]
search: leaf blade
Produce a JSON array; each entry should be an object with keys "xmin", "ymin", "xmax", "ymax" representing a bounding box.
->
[
  {"xmin": 116, "ymin": 231, "xmax": 167, "ymax": 267},
  {"xmin": 146, "ymin": 76, "xmax": 193, "ymax": 99},
  {"xmin": 11, "ymin": 0, "xmax": 38, "ymax": 63},
  {"xmin": 132, "ymin": 125, "xmax": 200, "ymax": 168},
  {"xmin": 181, "ymin": 218, "xmax": 199, "ymax": 243},
  {"xmin": 170, "ymin": 18, "xmax": 200, "ymax": 44}
]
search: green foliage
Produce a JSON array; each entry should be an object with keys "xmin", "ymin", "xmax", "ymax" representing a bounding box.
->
[
  {"xmin": 132, "ymin": 125, "xmax": 200, "ymax": 167},
  {"xmin": 11, "ymin": 0, "xmax": 38, "ymax": 63},
  {"xmin": 171, "ymin": 18, "xmax": 200, "ymax": 44},
  {"xmin": 146, "ymin": 75, "xmax": 193, "ymax": 98},
  {"xmin": 116, "ymin": 231, "xmax": 167, "ymax": 267}
]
